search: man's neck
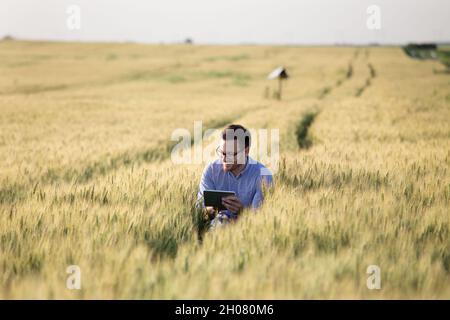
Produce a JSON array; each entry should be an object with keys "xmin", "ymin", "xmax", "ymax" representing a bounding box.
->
[{"xmin": 230, "ymin": 157, "xmax": 248, "ymax": 177}]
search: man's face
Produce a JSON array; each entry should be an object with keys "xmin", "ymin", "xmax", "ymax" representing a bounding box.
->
[{"xmin": 217, "ymin": 139, "xmax": 249, "ymax": 172}]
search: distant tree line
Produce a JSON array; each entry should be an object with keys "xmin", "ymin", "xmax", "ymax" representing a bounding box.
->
[{"xmin": 403, "ymin": 43, "xmax": 450, "ymax": 71}]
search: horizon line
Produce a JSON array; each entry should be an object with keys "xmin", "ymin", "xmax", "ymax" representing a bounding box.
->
[{"xmin": 2, "ymin": 35, "xmax": 450, "ymax": 47}]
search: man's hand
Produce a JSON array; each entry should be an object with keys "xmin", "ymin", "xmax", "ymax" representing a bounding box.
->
[
  {"xmin": 204, "ymin": 206, "xmax": 216, "ymax": 219},
  {"xmin": 222, "ymin": 196, "xmax": 244, "ymax": 214}
]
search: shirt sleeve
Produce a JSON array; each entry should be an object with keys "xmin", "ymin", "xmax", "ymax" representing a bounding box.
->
[
  {"xmin": 251, "ymin": 172, "xmax": 273, "ymax": 209},
  {"xmin": 197, "ymin": 163, "xmax": 215, "ymax": 207}
]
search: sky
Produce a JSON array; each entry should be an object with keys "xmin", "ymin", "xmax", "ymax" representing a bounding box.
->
[{"xmin": 1, "ymin": 0, "xmax": 449, "ymax": 45}]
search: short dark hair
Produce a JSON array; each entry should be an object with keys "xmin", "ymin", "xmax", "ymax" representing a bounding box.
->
[{"xmin": 221, "ymin": 124, "xmax": 251, "ymax": 148}]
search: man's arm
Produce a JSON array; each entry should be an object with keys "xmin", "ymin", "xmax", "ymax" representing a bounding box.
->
[
  {"xmin": 251, "ymin": 173, "xmax": 273, "ymax": 209},
  {"xmin": 197, "ymin": 164, "xmax": 216, "ymax": 215}
]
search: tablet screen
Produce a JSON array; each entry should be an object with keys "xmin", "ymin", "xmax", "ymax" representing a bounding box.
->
[{"xmin": 203, "ymin": 190, "xmax": 236, "ymax": 211}]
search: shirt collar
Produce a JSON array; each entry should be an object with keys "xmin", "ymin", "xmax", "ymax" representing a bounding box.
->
[{"xmin": 234, "ymin": 156, "xmax": 253, "ymax": 178}]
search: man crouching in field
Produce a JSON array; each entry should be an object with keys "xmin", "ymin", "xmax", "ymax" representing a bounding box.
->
[{"xmin": 197, "ymin": 124, "xmax": 273, "ymax": 228}]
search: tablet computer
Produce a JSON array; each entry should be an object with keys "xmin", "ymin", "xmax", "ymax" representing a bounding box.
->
[{"xmin": 203, "ymin": 190, "xmax": 236, "ymax": 211}]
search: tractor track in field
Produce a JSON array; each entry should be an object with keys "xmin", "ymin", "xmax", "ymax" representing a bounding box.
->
[
  {"xmin": 300, "ymin": 50, "xmax": 358, "ymax": 149},
  {"xmin": 317, "ymin": 49, "xmax": 359, "ymax": 100},
  {"xmin": 355, "ymin": 63, "xmax": 376, "ymax": 97},
  {"xmin": 296, "ymin": 49, "xmax": 376, "ymax": 150},
  {"xmin": 318, "ymin": 61, "xmax": 354, "ymax": 100}
]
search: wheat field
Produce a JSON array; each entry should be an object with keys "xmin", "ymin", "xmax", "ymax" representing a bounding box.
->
[{"xmin": 0, "ymin": 40, "xmax": 449, "ymax": 299}]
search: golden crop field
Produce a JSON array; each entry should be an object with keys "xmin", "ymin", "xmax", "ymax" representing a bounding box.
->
[{"xmin": 0, "ymin": 40, "xmax": 449, "ymax": 299}]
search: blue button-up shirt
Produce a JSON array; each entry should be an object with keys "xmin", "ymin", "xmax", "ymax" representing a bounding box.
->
[{"xmin": 197, "ymin": 156, "xmax": 273, "ymax": 217}]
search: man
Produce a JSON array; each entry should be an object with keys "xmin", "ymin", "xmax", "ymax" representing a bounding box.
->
[{"xmin": 197, "ymin": 124, "xmax": 273, "ymax": 228}]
